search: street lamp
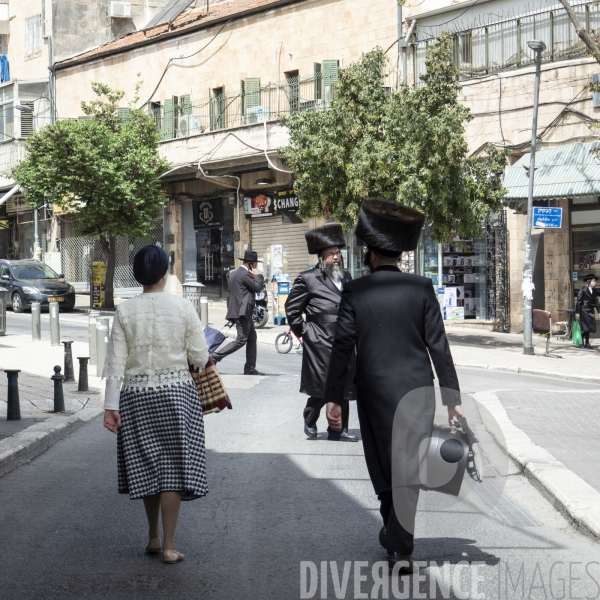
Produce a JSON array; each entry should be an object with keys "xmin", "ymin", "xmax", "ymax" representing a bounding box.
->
[{"xmin": 522, "ymin": 39, "xmax": 546, "ymax": 355}]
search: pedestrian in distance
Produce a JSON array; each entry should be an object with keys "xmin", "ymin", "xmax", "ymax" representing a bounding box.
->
[
  {"xmin": 325, "ymin": 199, "xmax": 463, "ymax": 574},
  {"xmin": 576, "ymin": 273, "xmax": 600, "ymax": 349},
  {"xmin": 285, "ymin": 224, "xmax": 358, "ymax": 441},
  {"xmin": 103, "ymin": 245, "xmax": 209, "ymax": 565},
  {"xmin": 211, "ymin": 250, "xmax": 265, "ymax": 375}
]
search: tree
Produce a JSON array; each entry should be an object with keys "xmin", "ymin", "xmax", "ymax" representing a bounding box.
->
[
  {"xmin": 558, "ymin": 0, "xmax": 600, "ymax": 65},
  {"xmin": 281, "ymin": 34, "xmax": 508, "ymax": 242},
  {"xmin": 12, "ymin": 82, "xmax": 170, "ymax": 308}
]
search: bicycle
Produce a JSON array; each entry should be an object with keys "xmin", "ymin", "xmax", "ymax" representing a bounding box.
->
[{"xmin": 275, "ymin": 328, "xmax": 303, "ymax": 354}]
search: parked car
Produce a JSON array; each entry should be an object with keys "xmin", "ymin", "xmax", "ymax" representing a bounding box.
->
[{"xmin": 0, "ymin": 259, "xmax": 76, "ymax": 313}]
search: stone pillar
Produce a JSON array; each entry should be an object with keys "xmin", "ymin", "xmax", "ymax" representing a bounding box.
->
[
  {"xmin": 506, "ymin": 209, "xmax": 527, "ymax": 333},
  {"xmin": 167, "ymin": 198, "xmax": 183, "ymax": 297}
]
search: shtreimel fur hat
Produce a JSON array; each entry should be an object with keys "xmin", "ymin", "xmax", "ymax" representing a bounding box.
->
[
  {"xmin": 355, "ymin": 199, "xmax": 425, "ymax": 254},
  {"xmin": 305, "ymin": 223, "xmax": 346, "ymax": 255}
]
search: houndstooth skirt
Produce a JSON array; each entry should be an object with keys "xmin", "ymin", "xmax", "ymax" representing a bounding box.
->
[{"xmin": 117, "ymin": 381, "xmax": 208, "ymax": 501}]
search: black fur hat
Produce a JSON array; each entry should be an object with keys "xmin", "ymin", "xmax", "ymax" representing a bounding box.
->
[
  {"xmin": 355, "ymin": 199, "xmax": 425, "ymax": 253},
  {"xmin": 305, "ymin": 223, "xmax": 346, "ymax": 255}
]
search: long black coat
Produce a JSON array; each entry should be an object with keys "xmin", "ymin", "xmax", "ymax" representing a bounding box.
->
[
  {"xmin": 225, "ymin": 266, "xmax": 264, "ymax": 320},
  {"xmin": 576, "ymin": 286, "xmax": 600, "ymax": 333},
  {"xmin": 285, "ymin": 267, "xmax": 355, "ymax": 399},
  {"xmin": 325, "ymin": 266, "xmax": 460, "ymax": 495}
]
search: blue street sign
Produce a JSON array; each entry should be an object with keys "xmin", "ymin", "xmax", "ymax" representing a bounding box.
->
[{"xmin": 533, "ymin": 207, "xmax": 562, "ymax": 228}]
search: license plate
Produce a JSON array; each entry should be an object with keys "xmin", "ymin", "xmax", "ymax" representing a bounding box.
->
[{"xmin": 49, "ymin": 297, "xmax": 64, "ymax": 302}]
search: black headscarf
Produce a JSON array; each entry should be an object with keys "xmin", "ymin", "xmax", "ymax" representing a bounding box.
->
[{"xmin": 133, "ymin": 245, "xmax": 168, "ymax": 286}]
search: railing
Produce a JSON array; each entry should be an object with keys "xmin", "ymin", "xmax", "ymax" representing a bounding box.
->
[
  {"xmin": 151, "ymin": 73, "xmax": 337, "ymax": 140},
  {"xmin": 414, "ymin": 0, "xmax": 599, "ymax": 82}
]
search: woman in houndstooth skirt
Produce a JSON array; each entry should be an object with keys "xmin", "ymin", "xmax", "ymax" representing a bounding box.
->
[{"xmin": 103, "ymin": 245, "xmax": 209, "ymax": 564}]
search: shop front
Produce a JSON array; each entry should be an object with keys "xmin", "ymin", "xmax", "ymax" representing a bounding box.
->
[{"xmin": 245, "ymin": 188, "xmax": 311, "ymax": 281}]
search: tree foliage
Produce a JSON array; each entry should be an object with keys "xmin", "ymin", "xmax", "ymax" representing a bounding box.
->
[
  {"xmin": 12, "ymin": 82, "xmax": 170, "ymax": 307},
  {"xmin": 281, "ymin": 34, "xmax": 508, "ymax": 242}
]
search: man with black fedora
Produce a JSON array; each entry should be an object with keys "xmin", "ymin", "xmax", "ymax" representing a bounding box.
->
[
  {"xmin": 285, "ymin": 223, "xmax": 358, "ymax": 441},
  {"xmin": 211, "ymin": 250, "xmax": 265, "ymax": 375},
  {"xmin": 576, "ymin": 273, "xmax": 600, "ymax": 349},
  {"xmin": 324, "ymin": 199, "xmax": 463, "ymax": 572}
]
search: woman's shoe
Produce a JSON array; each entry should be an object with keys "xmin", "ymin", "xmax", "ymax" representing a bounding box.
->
[
  {"xmin": 145, "ymin": 538, "xmax": 162, "ymax": 553},
  {"xmin": 162, "ymin": 550, "xmax": 185, "ymax": 564}
]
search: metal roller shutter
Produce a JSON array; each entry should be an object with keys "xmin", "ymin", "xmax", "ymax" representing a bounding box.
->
[{"xmin": 251, "ymin": 217, "xmax": 312, "ymax": 280}]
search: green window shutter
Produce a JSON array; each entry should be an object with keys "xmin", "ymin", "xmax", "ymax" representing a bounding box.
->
[
  {"xmin": 240, "ymin": 80, "xmax": 245, "ymax": 118},
  {"xmin": 163, "ymin": 98, "xmax": 174, "ymax": 140},
  {"xmin": 245, "ymin": 78, "xmax": 260, "ymax": 110},
  {"xmin": 314, "ymin": 63, "xmax": 322, "ymax": 100},
  {"xmin": 323, "ymin": 60, "xmax": 339, "ymax": 104},
  {"xmin": 118, "ymin": 108, "xmax": 130, "ymax": 124},
  {"xmin": 180, "ymin": 95, "xmax": 191, "ymax": 116}
]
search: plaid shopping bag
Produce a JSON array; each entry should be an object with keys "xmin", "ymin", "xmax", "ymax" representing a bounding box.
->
[{"xmin": 189, "ymin": 358, "xmax": 233, "ymax": 415}]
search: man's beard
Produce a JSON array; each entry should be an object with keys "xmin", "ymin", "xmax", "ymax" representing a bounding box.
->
[{"xmin": 322, "ymin": 263, "xmax": 343, "ymax": 281}]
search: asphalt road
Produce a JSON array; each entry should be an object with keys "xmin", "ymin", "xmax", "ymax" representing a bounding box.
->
[{"xmin": 1, "ymin": 318, "xmax": 600, "ymax": 599}]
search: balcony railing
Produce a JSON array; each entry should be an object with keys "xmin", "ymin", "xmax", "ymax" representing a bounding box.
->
[
  {"xmin": 151, "ymin": 73, "xmax": 337, "ymax": 140},
  {"xmin": 414, "ymin": 0, "xmax": 599, "ymax": 82}
]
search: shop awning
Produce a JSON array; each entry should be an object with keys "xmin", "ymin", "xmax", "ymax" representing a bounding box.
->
[{"xmin": 503, "ymin": 142, "xmax": 600, "ymax": 213}]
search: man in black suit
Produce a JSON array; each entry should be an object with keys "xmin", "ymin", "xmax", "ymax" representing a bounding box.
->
[
  {"xmin": 576, "ymin": 273, "xmax": 600, "ymax": 349},
  {"xmin": 211, "ymin": 250, "xmax": 265, "ymax": 375},
  {"xmin": 325, "ymin": 199, "xmax": 463, "ymax": 573},
  {"xmin": 285, "ymin": 224, "xmax": 358, "ymax": 442}
]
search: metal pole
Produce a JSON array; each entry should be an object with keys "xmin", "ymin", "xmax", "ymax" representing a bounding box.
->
[
  {"xmin": 200, "ymin": 296, "xmax": 209, "ymax": 325},
  {"xmin": 89, "ymin": 310, "xmax": 99, "ymax": 365},
  {"xmin": 77, "ymin": 357, "xmax": 89, "ymax": 392},
  {"xmin": 33, "ymin": 207, "xmax": 41, "ymax": 261},
  {"xmin": 5, "ymin": 369, "xmax": 21, "ymax": 421},
  {"xmin": 95, "ymin": 317, "xmax": 109, "ymax": 377},
  {"xmin": 62, "ymin": 340, "xmax": 75, "ymax": 383},
  {"xmin": 51, "ymin": 366, "xmax": 65, "ymax": 413},
  {"xmin": 401, "ymin": 20, "xmax": 417, "ymax": 83},
  {"xmin": 31, "ymin": 301, "xmax": 41, "ymax": 341},
  {"xmin": 523, "ymin": 41, "xmax": 546, "ymax": 355},
  {"xmin": 49, "ymin": 301, "xmax": 60, "ymax": 346}
]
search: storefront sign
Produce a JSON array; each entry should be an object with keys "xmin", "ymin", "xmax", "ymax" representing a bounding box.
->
[
  {"xmin": 6, "ymin": 196, "xmax": 31, "ymax": 215},
  {"xmin": 193, "ymin": 199, "xmax": 222, "ymax": 228},
  {"xmin": 533, "ymin": 207, "xmax": 562, "ymax": 228},
  {"xmin": 244, "ymin": 189, "xmax": 300, "ymax": 218}
]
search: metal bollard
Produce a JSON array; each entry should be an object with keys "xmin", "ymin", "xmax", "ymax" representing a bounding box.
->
[
  {"xmin": 4, "ymin": 369, "xmax": 21, "ymax": 421},
  {"xmin": 62, "ymin": 341, "xmax": 75, "ymax": 383},
  {"xmin": 77, "ymin": 357, "xmax": 89, "ymax": 392},
  {"xmin": 95, "ymin": 317, "xmax": 110, "ymax": 377},
  {"xmin": 88, "ymin": 310, "xmax": 100, "ymax": 366},
  {"xmin": 200, "ymin": 296, "xmax": 209, "ymax": 325},
  {"xmin": 51, "ymin": 366, "xmax": 65, "ymax": 413},
  {"xmin": 49, "ymin": 301, "xmax": 61, "ymax": 347},
  {"xmin": 0, "ymin": 294, "xmax": 6, "ymax": 336},
  {"xmin": 31, "ymin": 301, "xmax": 41, "ymax": 341}
]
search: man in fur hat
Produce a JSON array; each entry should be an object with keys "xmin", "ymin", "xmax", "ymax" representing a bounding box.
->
[
  {"xmin": 576, "ymin": 273, "xmax": 600, "ymax": 349},
  {"xmin": 285, "ymin": 224, "xmax": 359, "ymax": 442},
  {"xmin": 325, "ymin": 199, "xmax": 463, "ymax": 572}
]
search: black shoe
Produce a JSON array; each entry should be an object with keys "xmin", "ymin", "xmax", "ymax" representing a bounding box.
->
[
  {"xmin": 328, "ymin": 430, "xmax": 359, "ymax": 442},
  {"xmin": 584, "ymin": 343, "xmax": 593, "ymax": 349},
  {"xmin": 379, "ymin": 527, "xmax": 387, "ymax": 549},
  {"xmin": 304, "ymin": 422, "xmax": 317, "ymax": 438},
  {"xmin": 244, "ymin": 368, "xmax": 265, "ymax": 375},
  {"xmin": 387, "ymin": 552, "xmax": 414, "ymax": 574}
]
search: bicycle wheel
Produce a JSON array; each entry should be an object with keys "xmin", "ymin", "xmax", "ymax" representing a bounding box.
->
[{"xmin": 275, "ymin": 333, "xmax": 293, "ymax": 354}]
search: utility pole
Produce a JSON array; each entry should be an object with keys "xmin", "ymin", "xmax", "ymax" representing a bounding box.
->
[{"xmin": 522, "ymin": 40, "xmax": 546, "ymax": 355}]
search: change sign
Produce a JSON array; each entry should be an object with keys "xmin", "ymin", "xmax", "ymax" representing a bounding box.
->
[{"xmin": 533, "ymin": 207, "xmax": 562, "ymax": 228}]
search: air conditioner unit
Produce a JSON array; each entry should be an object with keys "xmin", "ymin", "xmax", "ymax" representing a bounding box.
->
[
  {"xmin": 299, "ymin": 99, "xmax": 325, "ymax": 112},
  {"xmin": 178, "ymin": 115, "xmax": 203, "ymax": 137},
  {"xmin": 246, "ymin": 106, "xmax": 270, "ymax": 124},
  {"xmin": 109, "ymin": 1, "xmax": 132, "ymax": 18}
]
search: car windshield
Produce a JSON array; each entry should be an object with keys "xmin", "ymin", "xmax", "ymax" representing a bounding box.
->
[{"xmin": 11, "ymin": 264, "xmax": 60, "ymax": 280}]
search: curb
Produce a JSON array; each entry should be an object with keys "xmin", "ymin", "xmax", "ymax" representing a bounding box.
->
[
  {"xmin": 0, "ymin": 408, "xmax": 103, "ymax": 479},
  {"xmin": 455, "ymin": 362, "xmax": 600, "ymax": 385},
  {"xmin": 473, "ymin": 391, "xmax": 600, "ymax": 541}
]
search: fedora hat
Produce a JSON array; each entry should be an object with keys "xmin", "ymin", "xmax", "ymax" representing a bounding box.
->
[
  {"xmin": 355, "ymin": 198, "xmax": 425, "ymax": 254},
  {"xmin": 305, "ymin": 223, "xmax": 346, "ymax": 255},
  {"xmin": 238, "ymin": 250, "xmax": 263, "ymax": 263},
  {"xmin": 583, "ymin": 273, "xmax": 597, "ymax": 282}
]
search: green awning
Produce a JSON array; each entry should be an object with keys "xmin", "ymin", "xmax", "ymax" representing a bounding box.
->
[{"xmin": 503, "ymin": 142, "xmax": 600, "ymax": 213}]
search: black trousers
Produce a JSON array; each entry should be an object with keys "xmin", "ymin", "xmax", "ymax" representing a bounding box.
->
[
  {"xmin": 583, "ymin": 331, "xmax": 590, "ymax": 344},
  {"xmin": 211, "ymin": 317, "xmax": 257, "ymax": 372},
  {"xmin": 378, "ymin": 487, "xmax": 420, "ymax": 555},
  {"xmin": 303, "ymin": 396, "xmax": 349, "ymax": 431}
]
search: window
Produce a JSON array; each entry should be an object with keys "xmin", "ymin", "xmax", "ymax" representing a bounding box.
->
[
  {"xmin": 285, "ymin": 70, "xmax": 299, "ymax": 113},
  {"xmin": 0, "ymin": 83, "xmax": 13, "ymax": 142},
  {"xmin": 24, "ymin": 15, "xmax": 42, "ymax": 56},
  {"xmin": 210, "ymin": 87, "xmax": 225, "ymax": 130},
  {"xmin": 323, "ymin": 60, "xmax": 338, "ymax": 107}
]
